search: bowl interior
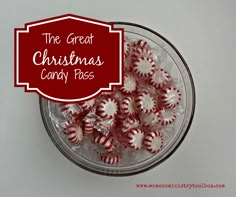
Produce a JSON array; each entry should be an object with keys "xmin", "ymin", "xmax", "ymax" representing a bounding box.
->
[{"xmin": 40, "ymin": 22, "xmax": 195, "ymax": 176}]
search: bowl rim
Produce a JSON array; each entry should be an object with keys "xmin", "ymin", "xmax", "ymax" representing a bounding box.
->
[{"xmin": 39, "ymin": 22, "xmax": 196, "ymax": 177}]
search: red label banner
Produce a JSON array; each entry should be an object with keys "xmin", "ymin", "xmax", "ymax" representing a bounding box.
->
[{"xmin": 14, "ymin": 14, "xmax": 124, "ymax": 102}]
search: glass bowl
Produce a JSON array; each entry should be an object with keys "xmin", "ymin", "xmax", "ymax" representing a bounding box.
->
[{"xmin": 39, "ymin": 22, "xmax": 195, "ymax": 176}]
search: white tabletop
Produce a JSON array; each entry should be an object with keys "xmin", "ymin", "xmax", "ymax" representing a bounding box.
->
[{"xmin": 0, "ymin": 0, "xmax": 235, "ymax": 196}]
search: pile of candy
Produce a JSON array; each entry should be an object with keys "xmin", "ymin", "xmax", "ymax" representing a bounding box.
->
[{"xmin": 57, "ymin": 38, "xmax": 182, "ymax": 165}]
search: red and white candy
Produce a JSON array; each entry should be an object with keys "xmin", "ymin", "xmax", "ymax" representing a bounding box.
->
[
  {"xmin": 132, "ymin": 39, "xmax": 148, "ymax": 49},
  {"xmin": 121, "ymin": 117, "xmax": 140, "ymax": 133},
  {"xmin": 124, "ymin": 38, "xmax": 131, "ymax": 58},
  {"xmin": 142, "ymin": 111, "xmax": 160, "ymax": 127},
  {"xmin": 135, "ymin": 92, "xmax": 156, "ymax": 113},
  {"xmin": 121, "ymin": 96, "xmax": 137, "ymax": 116},
  {"xmin": 132, "ymin": 47, "xmax": 152, "ymax": 60},
  {"xmin": 83, "ymin": 114, "xmax": 96, "ymax": 134},
  {"xmin": 80, "ymin": 98, "xmax": 95, "ymax": 111},
  {"xmin": 150, "ymin": 68, "xmax": 171, "ymax": 89},
  {"xmin": 120, "ymin": 73, "xmax": 137, "ymax": 94},
  {"xmin": 133, "ymin": 57, "xmax": 156, "ymax": 77},
  {"xmin": 113, "ymin": 89, "xmax": 124, "ymax": 101},
  {"xmin": 100, "ymin": 152, "xmax": 120, "ymax": 164},
  {"xmin": 94, "ymin": 118, "xmax": 115, "ymax": 136},
  {"xmin": 126, "ymin": 128, "xmax": 145, "ymax": 150},
  {"xmin": 157, "ymin": 108, "xmax": 177, "ymax": 126},
  {"xmin": 94, "ymin": 135, "xmax": 115, "ymax": 152},
  {"xmin": 60, "ymin": 117, "xmax": 80, "ymax": 130},
  {"xmin": 144, "ymin": 130, "xmax": 163, "ymax": 153},
  {"xmin": 64, "ymin": 125, "xmax": 84, "ymax": 144},
  {"xmin": 161, "ymin": 87, "xmax": 181, "ymax": 108},
  {"xmin": 59, "ymin": 103, "xmax": 82, "ymax": 117},
  {"xmin": 97, "ymin": 98, "xmax": 118, "ymax": 118}
]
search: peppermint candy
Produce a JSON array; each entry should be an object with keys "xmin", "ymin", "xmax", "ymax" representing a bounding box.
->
[
  {"xmin": 157, "ymin": 108, "xmax": 177, "ymax": 126},
  {"xmin": 133, "ymin": 57, "xmax": 156, "ymax": 77},
  {"xmin": 120, "ymin": 73, "xmax": 137, "ymax": 94},
  {"xmin": 64, "ymin": 125, "xmax": 84, "ymax": 145},
  {"xmin": 150, "ymin": 68, "xmax": 171, "ymax": 89},
  {"xmin": 83, "ymin": 114, "xmax": 96, "ymax": 134},
  {"xmin": 124, "ymin": 38, "xmax": 131, "ymax": 58},
  {"xmin": 144, "ymin": 131, "xmax": 163, "ymax": 153},
  {"xmin": 97, "ymin": 98, "xmax": 118, "ymax": 118},
  {"xmin": 94, "ymin": 118, "xmax": 115, "ymax": 136},
  {"xmin": 121, "ymin": 96, "xmax": 137, "ymax": 116},
  {"xmin": 132, "ymin": 47, "xmax": 152, "ymax": 60},
  {"xmin": 59, "ymin": 117, "xmax": 80, "ymax": 130},
  {"xmin": 135, "ymin": 92, "xmax": 156, "ymax": 113},
  {"xmin": 58, "ymin": 103, "xmax": 82, "ymax": 117},
  {"xmin": 80, "ymin": 98, "xmax": 95, "ymax": 111},
  {"xmin": 142, "ymin": 111, "xmax": 160, "ymax": 127},
  {"xmin": 161, "ymin": 87, "xmax": 181, "ymax": 108},
  {"xmin": 100, "ymin": 152, "xmax": 120, "ymax": 164},
  {"xmin": 126, "ymin": 128, "xmax": 145, "ymax": 150},
  {"xmin": 94, "ymin": 135, "xmax": 115, "ymax": 152},
  {"xmin": 132, "ymin": 39, "xmax": 148, "ymax": 49},
  {"xmin": 113, "ymin": 89, "xmax": 124, "ymax": 101},
  {"xmin": 121, "ymin": 117, "xmax": 140, "ymax": 133}
]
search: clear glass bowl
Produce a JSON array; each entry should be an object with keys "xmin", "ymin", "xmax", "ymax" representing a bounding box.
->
[{"xmin": 39, "ymin": 22, "xmax": 195, "ymax": 176}]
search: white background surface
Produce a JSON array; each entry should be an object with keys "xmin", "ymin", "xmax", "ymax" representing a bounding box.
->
[{"xmin": 0, "ymin": 0, "xmax": 235, "ymax": 196}]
